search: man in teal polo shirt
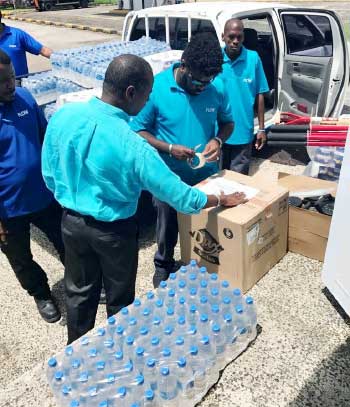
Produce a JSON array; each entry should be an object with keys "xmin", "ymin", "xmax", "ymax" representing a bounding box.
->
[
  {"xmin": 42, "ymin": 54, "xmax": 246, "ymax": 343},
  {"xmin": 131, "ymin": 32, "xmax": 234, "ymax": 287},
  {"xmin": 220, "ymin": 18, "xmax": 269, "ymax": 175}
]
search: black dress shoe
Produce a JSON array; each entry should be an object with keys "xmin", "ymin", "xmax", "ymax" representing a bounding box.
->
[{"xmin": 34, "ymin": 298, "xmax": 61, "ymax": 323}]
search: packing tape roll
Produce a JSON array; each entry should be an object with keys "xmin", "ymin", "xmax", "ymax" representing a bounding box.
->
[{"xmin": 188, "ymin": 153, "xmax": 206, "ymax": 169}]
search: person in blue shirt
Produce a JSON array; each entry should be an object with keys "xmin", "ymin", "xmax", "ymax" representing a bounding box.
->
[
  {"xmin": 42, "ymin": 54, "xmax": 246, "ymax": 344},
  {"xmin": 0, "ymin": 50, "xmax": 64, "ymax": 323},
  {"xmin": 220, "ymin": 18, "xmax": 269, "ymax": 175},
  {"xmin": 0, "ymin": 11, "xmax": 52, "ymax": 79},
  {"xmin": 130, "ymin": 32, "xmax": 234, "ymax": 288}
]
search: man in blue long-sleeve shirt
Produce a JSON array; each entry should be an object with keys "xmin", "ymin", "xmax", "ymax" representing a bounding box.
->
[{"xmin": 42, "ymin": 54, "xmax": 246, "ymax": 343}]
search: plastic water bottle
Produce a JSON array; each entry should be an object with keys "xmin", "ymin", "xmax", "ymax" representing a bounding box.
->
[
  {"xmin": 185, "ymin": 324, "xmax": 198, "ymax": 348},
  {"xmin": 120, "ymin": 307, "xmax": 130, "ymax": 326},
  {"xmin": 157, "ymin": 281, "xmax": 168, "ymax": 301},
  {"xmin": 106, "ymin": 316, "xmax": 116, "ymax": 339},
  {"xmin": 47, "ymin": 357, "xmax": 58, "ymax": 381},
  {"xmin": 163, "ymin": 325, "xmax": 174, "ymax": 341},
  {"xmin": 52, "ymin": 370, "xmax": 65, "ymax": 391},
  {"xmin": 153, "ymin": 299, "xmax": 164, "ymax": 321},
  {"xmin": 198, "ymin": 314, "xmax": 211, "ymax": 336},
  {"xmin": 134, "ymin": 347, "xmax": 146, "ymax": 373},
  {"xmin": 173, "ymin": 336, "xmax": 185, "ymax": 360},
  {"xmin": 244, "ymin": 296, "xmax": 257, "ymax": 340},
  {"xmin": 113, "ymin": 386, "xmax": 129, "ymax": 407},
  {"xmin": 210, "ymin": 304, "xmax": 220, "ymax": 320},
  {"xmin": 222, "ymin": 313, "xmax": 237, "ymax": 345},
  {"xmin": 177, "ymin": 280, "xmax": 187, "ymax": 295},
  {"xmin": 103, "ymin": 339, "xmax": 116, "ymax": 356},
  {"xmin": 208, "ymin": 273, "xmax": 219, "ymax": 291},
  {"xmin": 151, "ymin": 317, "xmax": 162, "ymax": 336},
  {"xmin": 127, "ymin": 317, "xmax": 139, "ymax": 337},
  {"xmin": 159, "ymin": 348, "xmax": 172, "ymax": 367},
  {"xmin": 145, "ymin": 291, "xmax": 156, "ymax": 312},
  {"xmin": 167, "ymin": 273, "xmax": 178, "ymax": 290},
  {"xmin": 179, "ymin": 265, "xmax": 188, "ymax": 279},
  {"xmin": 187, "ymin": 304, "xmax": 198, "ymax": 325},
  {"xmin": 144, "ymin": 358, "xmax": 157, "ymax": 391},
  {"xmin": 198, "ymin": 335, "xmax": 218, "ymax": 383},
  {"xmin": 158, "ymin": 367, "xmax": 178, "ymax": 404},
  {"xmin": 95, "ymin": 360, "xmax": 106, "ymax": 382},
  {"xmin": 130, "ymin": 298, "xmax": 142, "ymax": 316},
  {"xmin": 198, "ymin": 279, "xmax": 208, "ymax": 297},
  {"xmin": 175, "ymin": 315, "xmax": 186, "ymax": 336},
  {"xmin": 141, "ymin": 308, "xmax": 152, "ymax": 325},
  {"xmin": 220, "ymin": 280, "xmax": 231, "ymax": 297},
  {"xmin": 124, "ymin": 336, "xmax": 135, "ymax": 362},
  {"xmin": 187, "ymin": 346, "xmax": 206, "ymax": 394},
  {"xmin": 114, "ymin": 325, "xmax": 125, "ymax": 351},
  {"xmin": 176, "ymin": 357, "xmax": 195, "ymax": 402},
  {"xmin": 130, "ymin": 374, "xmax": 145, "ymax": 401},
  {"xmin": 164, "ymin": 307, "xmax": 176, "ymax": 326},
  {"xmin": 144, "ymin": 388, "xmax": 159, "ymax": 407},
  {"xmin": 198, "ymin": 295, "xmax": 210, "ymax": 315},
  {"xmin": 232, "ymin": 288, "xmax": 243, "ymax": 307},
  {"xmin": 176, "ymin": 296, "xmax": 186, "ymax": 316},
  {"xmin": 189, "ymin": 259, "xmax": 198, "ymax": 274},
  {"xmin": 210, "ymin": 324, "xmax": 226, "ymax": 370},
  {"xmin": 149, "ymin": 336, "xmax": 161, "ymax": 360},
  {"xmin": 136, "ymin": 326, "xmax": 150, "ymax": 348},
  {"xmin": 165, "ymin": 289, "xmax": 176, "ymax": 308},
  {"xmin": 221, "ymin": 296, "xmax": 232, "ymax": 316},
  {"xmin": 209, "ymin": 287, "xmax": 220, "ymax": 304},
  {"xmin": 188, "ymin": 273, "xmax": 198, "ymax": 291},
  {"xmin": 86, "ymin": 347, "xmax": 99, "ymax": 369}
]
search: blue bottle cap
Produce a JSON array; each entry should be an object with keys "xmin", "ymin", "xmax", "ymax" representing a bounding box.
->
[
  {"xmin": 153, "ymin": 317, "xmax": 161, "ymax": 326},
  {"xmin": 200, "ymin": 314, "xmax": 208, "ymax": 323},
  {"xmin": 147, "ymin": 358, "xmax": 156, "ymax": 367},
  {"xmin": 155, "ymin": 299, "xmax": 163, "ymax": 308},
  {"xmin": 180, "ymin": 265, "xmax": 187, "ymax": 274},
  {"xmin": 159, "ymin": 281, "xmax": 167, "ymax": 289},
  {"xmin": 143, "ymin": 308, "xmax": 151, "ymax": 317},
  {"xmin": 107, "ymin": 316, "xmax": 116, "ymax": 325},
  {"xmin": 199, "ymin": 266, "xmax": 207, "ymax": 273},
  {"xmin": 224, "ymin": 313, "xmax": 232, "ymax": 322},
  {"xmin": 126, "ymin": 336, "xmax": 134, "ymax": 345},
  {"xmin": 145, "ymin": 389, "xmax": 154, "ymax": 400},
  {"xmin": 222, "ymin": 280, "xmax": 230, "ymax": 288},
  {"xmin": 146, "ymin": 291, "xmax": 154, "ymax": 300},
  {"xmin": 246, "ymin": 296, "xmax": 254, "ymax": 305},
  {"xmin": 99, "ymin": 401, "xmax": 108, "ymax": 407},
  {"xmin": 62, "ymin": 385, "xmax": 71, "ymax": 395},
  {"xmin": 151, "ymin": 336, "xmax": 160, "ymax": 346},
  {"xmin": 201, "ymin": 335, "xmax": 210, "ymax": 345},
  {"xmin": 190, "ymin": 259, "xmax": 197, "ymax": 266},
  {"xmin": 239, "ymin": 327, "xmax": 248, "ymax": 335},
  {"xmin": 167, "ymin": 307, "xmax": 174, "ymax": 316},
  {"xmin": 223, "ymin": 296, "xmax": 231, "ymax": 305},
  {"xmin": 179, "ymin": 296, "xmax": 186, "ymax": 305},
  {"xmin": 164, "ymin": 326, "xmax": 173, "ymax": 335},
  {"xmin": 115, "ymin": 350, "xmax": 123, "ymax": 360},
  {"xmin": 176, "ymin": 336, "xmax": 184, "ymax": 346},
  {"xmin": 190, "ymin": 346, "xmax": 198, "ymax": 355},
  {"xmin": 212, "ymin": 324, "xmax": 220, "ymax": 333},
  {"xmin": 88, "ymin": 386, "xmax": 98, "ymax": 397},
  {"xmin": 179, "ymin": 280, "xmax": 186, "ymax": 289},
  {"xmin": 163, "ymin": 348, "xmax": 171, "ymax": 357},
  {"xmin": 200, "ymin": 280, "xmax": 208, "ymax": 288},
  {"xmin": 71, "ymin": 358, "xmax": 81, "ymax": 369},
  {"xmin": 97, "ymin": 327, "xmax": 106, "ymax": 336},
  {"xmin": 115, "ymin": 325, "xmax": 124, "ymax": 335},
  {"xmin": 133, "ymin": 298, "xmax": 141, "ymax": 307},
  {"xmin": 178, "ymin": 316, "xmax": 186, "ymax": 325},
  {"xmin": 54, "ymin": 371, "xmax": 63, "ymax": 380},
  {"xmin": 79, "ymin": 371, "xmax": 89, "ymax": 382},
  {"xmin": 136, "ymin": 347, "xmax": 144, "ymax": 356},
  {"xmin": 70, "ymin": 401, "xmax": 80, "ymax": 407},
  {"xmin": 88, "ymin": 348, "xmax": 97, "ymax": 357},
  {"xmin": 211, "ymin": 288, "xmax": 219, "ymax": 296},
  {"xmin": 80, "ymin": 336, "xmax": 89, "ymax": 346},
  {"xmin": 169, "ymin": 273, "xmax": 177, "ymax": 280},
  {"xmin": 96, "ymin": 360, "xmax": 105, "ymax": 370},
  {"xmin": 233, "ymin": 288, "xmax": 242, "ymax": 296},
  {"xmin": 129, "ymin": 317, "xmax": 137, "ymax": 326},
  {"xmin": 131, "ymin": 404, "xmax": 141, "ymax": 407},
  {"xmin": 190, "ymin": 273, "xmax": 197, "ymax": 281},
  {"xmin": 168, "ymin": 288, "xmax": 176, "ymax": 297},
  {"xmin": 121, "ymin": 307, "xmax": 129, "ymax": 316},
  {"xmin": 177, "ymin": 357, "xmax": 187, "ymax": 367},
  {"xmin": 117, "ymin": 386, "xmax": 127, "ymax": 397},
  {"xmin": 161, "ymin": 367, "xmax": 170, "ymax": 376},
  {"xmin": 190, "ymin": 304, "xmax": 197, "ymax": 313},
  {"xmin": 140, "ymin": 326, "xmax": 148, "ymax": 336},
  {"xmin": 107, "ymin": 373, "xmax": 115, "ymax": 383},
  {"xmin": 48, "ymin": 357, "xmax": 57, "ymax": 368},
  {"xmin": 235, "ymin": 305, "xmax": 243, "ymax": 314},
  {"xmin": 210, "ymin": 273, "xmax": 218, "ymax": 281},
  {"xmin": 104, "ymin": 339, "xmax": 114, "ymax": 349},
  {"xmin": 188, "ymin": 325, "xmax": 197, "ymax": 335},
  {"xmin": 125, "ymin": 361, "xmax": 133, "ymax": 372},
  {"xmin": 136, "ymin": 374, "xmax": 144, "ymax": 385},
  {"xmin": 211, "ymin": 304, "xmax": 220, "ymax": 313},
  {"xmin": 200, "ymin": 295, "xmax": 208, "ymax": 304},
  {"xmin": 65, "ymin": 345, "xmax": 73, "ymax": 356},
  {"xmin": 190, "ymin": 287, "xmax": 197, "ymax": 296}
]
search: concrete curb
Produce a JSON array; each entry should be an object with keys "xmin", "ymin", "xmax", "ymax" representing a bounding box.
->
[{"xmin": 4, "ymin": 14, "xmax": 119, "ymax": 35}]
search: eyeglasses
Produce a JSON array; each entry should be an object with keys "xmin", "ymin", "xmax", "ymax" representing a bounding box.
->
[{"xmin": 187, "ymin": 70, "xmax": 214, "ymax": 87}]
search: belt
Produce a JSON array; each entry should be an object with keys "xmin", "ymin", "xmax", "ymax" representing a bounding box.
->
[{"xmin": 63, "ymin": 208, "xmax": 135, "ymax": 225}]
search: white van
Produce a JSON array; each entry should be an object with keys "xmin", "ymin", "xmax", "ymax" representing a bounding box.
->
[{"xmin": 122, "ymin": 2, "xmax": 350, "ymax": 120}]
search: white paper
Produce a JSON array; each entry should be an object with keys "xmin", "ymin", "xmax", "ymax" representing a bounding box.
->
[{"xmin": 197, "ymin": 177, "xmax": 259, "ymax": 200}]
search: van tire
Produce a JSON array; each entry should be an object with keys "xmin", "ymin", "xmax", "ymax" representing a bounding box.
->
[
  {"xmin": 80, "ymin": 0, "xmax": 88, "ymax": 7},
  {"xmin": 44, "ymin": 1, "xmax": 53, "ymax": 10}
]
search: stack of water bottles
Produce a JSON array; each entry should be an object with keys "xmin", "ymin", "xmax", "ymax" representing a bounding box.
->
[
  {"xmin": 47, "ymin": 260, "xmax": 257, "ymax": 407},
  {"xmin": 44, "ymin": 102, "xmax": 58, "ymax": 121},
  {"xmin": 50, "ymin": 37, "xmax": 171, "ymax": 89},
  {"xmin": 22, "ymin": 72, "xmax": 83, "ymax": 106}
]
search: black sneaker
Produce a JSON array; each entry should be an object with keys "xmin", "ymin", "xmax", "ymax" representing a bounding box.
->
[
  {"xmin": 34, "ymin": 297, "xmax": 61, "ymax": 323},
  {"xmin": 153, "ymin": 270, "xmax": 170, "ymax": 289}
]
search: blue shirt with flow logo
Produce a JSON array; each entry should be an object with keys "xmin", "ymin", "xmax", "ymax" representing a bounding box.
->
[
  {"xmin": 0, "ymin": 25, "xmax": 43, "ymax": 77},
  {"xmin": 0, "ymin": 87, "xmax": 53, "ymax": 219},
  {"xmin": 219, "ymin": 46, "xmax": 269, "ymax": 145},
  {"xmin": 130, "ymin": 63, "xmax": 233, "ymax": 186}
]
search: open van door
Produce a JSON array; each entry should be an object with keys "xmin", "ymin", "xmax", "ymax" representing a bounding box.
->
[{"xmin": 278, "ymin": 10, "xmax": 349, "ymax": 117}]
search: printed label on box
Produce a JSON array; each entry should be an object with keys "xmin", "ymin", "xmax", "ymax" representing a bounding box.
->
[
  {"xmin": 189, "ymin": 229, "xmax": 224, "ymax": 265},
  {"xmin": 246, "ymin": 222, "xmax": 260, "ymax": 246}
]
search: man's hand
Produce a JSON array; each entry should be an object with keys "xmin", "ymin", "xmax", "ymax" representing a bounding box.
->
[
  {"xmin": 0, "ymin": 221, "xmax": 8, "ymax": 246},
  {"xmin": 203, "ymin": 139, "xmax": 221, "ymax": 162},
  {"xmin": 171, "ymin": 144, "xmax": 195, "ymax": 161},
  {"xmin": 255, "ymin": 130, "xmax": 266, "ymax": 150},
  {"xmin": 221, "ymin": 191, "xmax": 247, "ymax": 207}
]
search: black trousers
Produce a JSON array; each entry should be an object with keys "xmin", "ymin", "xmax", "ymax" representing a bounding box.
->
[
  {"xmin": 0, "ymin": 201, "xmax": 64, "ymax": 300},
  {"xmin": 221, "ymin": 143, "xmax": 253, "ymax": 175},
  {"xmin": 61, "ymin": 210, "xmax": 139, "ymax": 344},
  {"xmin": 153, "ymin": 197, "xmax": 178, "ymax": 277}
]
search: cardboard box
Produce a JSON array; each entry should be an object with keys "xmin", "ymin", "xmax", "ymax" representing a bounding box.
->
[
  {"xmin": 277, "ymin": 173, "xmax": 337, "ymax": 262},
  {"xmin": 178, "ymin": 171, "xmax": 289, "ymax": 293}
]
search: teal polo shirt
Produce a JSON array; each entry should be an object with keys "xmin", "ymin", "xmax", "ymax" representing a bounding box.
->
[
  {"xmin": 42, "ymin": 97, "xmax": 207, "ymax": 222},
  {"xmin": 219, "ymin": 46, "xmax": 269, "ymax": 145},
  {"xmin": 130, "ymin": 63, "xmax": 233, "ymax": 186}
]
